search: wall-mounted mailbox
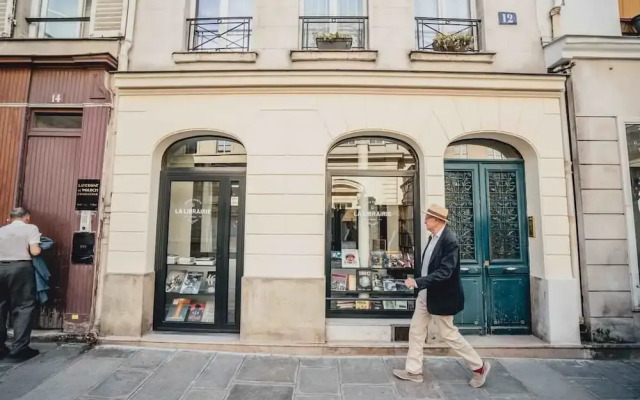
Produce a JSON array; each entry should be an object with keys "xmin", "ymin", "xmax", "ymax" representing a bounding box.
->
[{"xmin": 72, "ymin": 232, "xmax": 95, "ymax": 264}]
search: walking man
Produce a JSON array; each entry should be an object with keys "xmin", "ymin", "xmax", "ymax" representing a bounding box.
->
[
  {"xmin": 0, "ymin": 207, "xmax": 42, "ymax": 361},
  {"xmin": 393, "ymin": 204, "xmax": 490, "ymax": 388}
]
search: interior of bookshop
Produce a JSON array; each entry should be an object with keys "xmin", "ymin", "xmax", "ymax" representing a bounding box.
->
[{"xmin": 327, "ymin": 138, "xmax": 419, "ymax": 316}]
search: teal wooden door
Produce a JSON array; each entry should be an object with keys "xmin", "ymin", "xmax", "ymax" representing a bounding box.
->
[{"xmin": 445, "ymin": 161, "xmax": 530, "ymax": 335}]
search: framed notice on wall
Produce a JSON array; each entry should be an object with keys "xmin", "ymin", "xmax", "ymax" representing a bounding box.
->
[{"xmin": 75, "ymin": 179, "xmax": 100, "ymax": 211}]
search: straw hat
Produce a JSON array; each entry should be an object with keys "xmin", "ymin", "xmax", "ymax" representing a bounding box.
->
[{"xmin": 424, "ymin": 204, "xmax": 449, "ymax": 223}]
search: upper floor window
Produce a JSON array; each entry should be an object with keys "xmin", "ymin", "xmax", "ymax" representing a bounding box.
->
[
  {"xmin": 217, "ymin": 140, "xmax": 232, "ymax": 153},
  {"xmin": 414, "ymin": 0, "xmax": 480, "ymax": 52},
  {"xmin": 300, "ymin": 0, "xmax": 368, "ymax": 50},
  {"xmin": 29, "ymin": 0, "xmax": 91, "ymax": 38},
  {"xmin": 188, "ymin": 0, "xmax": 254, "ymax": 51}
]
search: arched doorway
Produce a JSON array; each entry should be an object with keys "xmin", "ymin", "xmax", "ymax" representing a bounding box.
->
[
  {"xmin": 326, "ymin": 137, "xmax": 420, "ymax": 316},
  {"xmin": 445, "ymin": 139, "xmax": 530, "ymax": 335},
  {"xmin": 154, "ymin": 136, "xmax": 246, "ymax": 332}
]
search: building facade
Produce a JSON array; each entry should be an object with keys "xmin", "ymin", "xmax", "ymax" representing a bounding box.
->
[
  {"xmin": 0, "ymin": 0, "xmax": 129, "ymax": 332},
  {"xmin": 95, "ymin": 0, "xmax": 589, "ymax": 346},
  {"xmin": 542, "ymin": 0, "xmax": 640, "ymax": 342}
]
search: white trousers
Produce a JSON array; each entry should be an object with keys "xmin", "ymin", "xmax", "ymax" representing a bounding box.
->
[{"xmin": 405, "ymin": 290, "xmax": 483, "ymax": 374}]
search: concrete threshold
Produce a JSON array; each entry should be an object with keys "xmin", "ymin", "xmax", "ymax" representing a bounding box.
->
[{"xmin": 101, "ymin": 333, "xmax": 640, "ymax": 360}]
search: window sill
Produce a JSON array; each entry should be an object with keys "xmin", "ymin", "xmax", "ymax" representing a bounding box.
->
[
  {"xmin": 290, "ymin": 50, "xmax": 378, "ymax": 62},
  {"xmin": 172, "ymin": 51, "xmax": 258, "ymax": 64},
  {"xmin": 409, "ymin": 50, "xmax": 496, "ymax": 64}
]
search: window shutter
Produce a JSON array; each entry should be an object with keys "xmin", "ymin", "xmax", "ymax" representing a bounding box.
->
[
  {"xmin": 90, "ymin": 0, "xmax": 126, "ymax": 37},
  {"xmin": 1, "ymin": 0, "xmax": 15, "ymax": 37}
]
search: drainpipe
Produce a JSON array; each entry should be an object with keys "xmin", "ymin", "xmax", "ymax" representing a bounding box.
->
[
  {"xmin": 118, "ymin": 0, "xmax": 137, "ymax": 71},
  {"xmin": 558, "ymin": 69, "xmax": 588, "ymax": 338}
]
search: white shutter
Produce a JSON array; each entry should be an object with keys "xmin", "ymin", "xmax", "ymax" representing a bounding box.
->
[
  {"xmin": 90, "ymin": 0, "xmax": 126, "ymax": 37},
  {"xmin": 1, "ymin": 0, "xmax": 15, "ymax": 37}
]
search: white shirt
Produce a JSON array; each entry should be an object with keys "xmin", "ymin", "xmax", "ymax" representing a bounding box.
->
[
  {"xmin": 0, "ymin": 220, "xmax": 41, "ymax": 261},
  {"xmin": 421, "ymin": 226, "xmax": 445, "ymax": 277}
]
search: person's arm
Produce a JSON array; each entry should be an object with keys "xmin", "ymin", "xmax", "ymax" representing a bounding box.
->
[
  {"xmin": 413, "ymin": 239, "xmax": 459, "ymax": 291},
  {"xmin": 28, "ymin": 226, "xmax": 42, "ymax": 257}
]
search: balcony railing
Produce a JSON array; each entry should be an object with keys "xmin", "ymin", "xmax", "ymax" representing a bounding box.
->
[
  {"xmin": 187, "ymin": 17, "xmax": 252, "ymax": 52},
  {"xmin": 415, "ymin": 17, "xmax": 480, "ymax": 52},
  {"xmin": 26, "ymin": 17, "xmax": 90, "ymax": 39},
  {"xmin": 300, "ymin": 16, "xmax": 368, "ymax": 50}
]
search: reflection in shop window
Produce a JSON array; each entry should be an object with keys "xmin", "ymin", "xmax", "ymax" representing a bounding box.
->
[
  {"xmin": 327, "ymin": 138, "xmax": 418, "ymax": 315},
  {"xmin": 627, "ymin": 124, "xmax": 640, "ymax": 277},
  {"xmin": 165, "ymin": 137, "xmax": 247, "ymax": 168},
  {"xmin": 217, "ymin": 140, "xmax": 232, "ymax": 153},
  {"xmin": 444, "ymin": 139, "xmax": 522, "ymax": 160}
]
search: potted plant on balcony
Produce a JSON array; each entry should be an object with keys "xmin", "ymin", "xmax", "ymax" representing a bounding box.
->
[
  {"xmin": 432, "ymin": 32, "xmax": 474, "ymax": 52},
  {"xmin": 315, "ymin": 32, "xmax": 353, "ymax": 50}
]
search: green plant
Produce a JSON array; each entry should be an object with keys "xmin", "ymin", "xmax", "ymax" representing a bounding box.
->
[
  {"xmin": 432, "ymin": 32, "xmax": 474, "ymax": 52},
  {"xmin": 315, "ymin": 32, "xmax": 352, "ymax": 41}
]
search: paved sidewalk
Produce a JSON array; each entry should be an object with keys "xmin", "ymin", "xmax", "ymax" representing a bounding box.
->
[{"xmin": 0, "ymin": 344, "xmax": 639, "ymax": 400}]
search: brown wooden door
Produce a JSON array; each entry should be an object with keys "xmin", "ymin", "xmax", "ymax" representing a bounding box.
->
[{"xmin": 22, "ymin": 134, "xmax": 80, "ymax": 328}]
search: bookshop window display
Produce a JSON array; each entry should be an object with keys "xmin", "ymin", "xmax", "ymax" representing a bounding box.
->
[
  {"xmin": 154, "ymin": 136, "xmax": 246, "ymax": 332},
  {"xmin": 327, "ymin": 138, "xmax": 420, "ymax": 316}
]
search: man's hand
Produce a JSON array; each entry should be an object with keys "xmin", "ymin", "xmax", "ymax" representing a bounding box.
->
[{"xmin": 405, "ymin": 278, "xmax": 417, "ymax": 289}]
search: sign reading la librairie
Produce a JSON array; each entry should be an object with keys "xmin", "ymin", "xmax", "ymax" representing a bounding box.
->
[{"xmin": 75, "ymin": 179, "xmax": 101, "ymax": 211}]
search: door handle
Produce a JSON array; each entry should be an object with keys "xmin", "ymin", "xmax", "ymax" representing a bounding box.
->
[
  {"xmin": 460, "ymin": 267, "xmax": 469, "ymax": 272},
  {"xmin": 504, "ymin": 267, "xmax": 517, "ymax": 273},
  {"xmin": 483, "ymin": 260, "xmax": 490, "ymax": 267}
]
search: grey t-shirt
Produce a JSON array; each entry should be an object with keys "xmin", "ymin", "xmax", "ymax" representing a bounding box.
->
[{"xmin": 0, "ymin": 220, "xmax": 41, "ymax": 261}]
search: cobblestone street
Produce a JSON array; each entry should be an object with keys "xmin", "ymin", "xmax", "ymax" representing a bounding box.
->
[{"xmin": 0, "ymin": 344, "xmax": 639, "ymax": 400}]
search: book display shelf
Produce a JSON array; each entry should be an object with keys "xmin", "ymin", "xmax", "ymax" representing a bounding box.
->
[{"xmin": 163, "ymin": 256, "xmax": 217, "ymax": 325}]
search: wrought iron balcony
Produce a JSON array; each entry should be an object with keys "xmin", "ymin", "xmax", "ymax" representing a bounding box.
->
[
  {"xmin": 300, "ymin": 16, "xmax": 368, "ymax": 50},
  {"xmin": 187, "ymin": 17, "xmax": 252, "ymax": 52},
  {"xmin": 415, "ymin": 17, "xmax": 481, "ymax": 52}
]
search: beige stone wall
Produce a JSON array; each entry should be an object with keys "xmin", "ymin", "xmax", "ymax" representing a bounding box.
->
[
  {"xmin": 570, "ymin": 60, "xmax": 640, "ymax": 343},
  {"xmin": 128, "ymin": 0, "xmax": 546, "ymax": 74},
  {"xmin": 97, "ymin": 70, "xmax": 581, "ymax": 343}
]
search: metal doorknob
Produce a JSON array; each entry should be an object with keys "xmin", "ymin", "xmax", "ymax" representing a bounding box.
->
[{"xmin": 483, "ymin": 260, "xmax": 490, "ymax": 267}]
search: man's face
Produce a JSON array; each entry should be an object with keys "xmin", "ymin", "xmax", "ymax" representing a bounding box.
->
[{"xmin": 425, "ymin": 215, "xmax": 438, "ymax": 233}]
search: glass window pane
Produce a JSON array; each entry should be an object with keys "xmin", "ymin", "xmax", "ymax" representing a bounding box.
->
[
  {"xmin": 627, "ymin": 124, "xmax": 640, "ymax": 275},
  {"xmin": 165, "ymin": 137, "xmax": 247, "ymax": 168},
  {"xmin": 329, "ymin": 175, "xmax": 416, "ymax": 312},
  {"xmin": 227, "ymin": 181, "xmax": 240, "ymax": 324},
  {"xmin": 302, "ymin": 0, "xmax": 329, "ymax": 16},
  {"xmin": 197, "ymin": 0, "xmax": 221, "ymax": 18},
  {"xmin": 445, "ymin": 140, "xmax": 522, "ymax": 160},
  {"xmin": 44, "ymin": 0, "xmax": 81, "ymax": 38},
  {"xmin": 338, "ymin": 0, "xmax": 364, "ymax": 16},
  {"xmin": 34, "ymin": 113, "xmax": 83, "ymax": 129},
  {"xmin": 415, "ymin": 0, "xmax": 438, "ymax": 17},
  {"xmin": 327, "ymin": 139, "xmax": 416, "ymax": 171},
  {"xmin": 164, "ymin": 181, "xmax": 219, "ymax": 324},
  {"xmin": 442, "ymin": 0, "xmax": 470, "ymax": 18}
]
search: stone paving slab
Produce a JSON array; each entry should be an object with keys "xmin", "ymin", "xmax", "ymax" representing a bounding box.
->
[
  {"xmin": 236, "ymin": 355, "xmax": 298, "ymax": 383},
  {"xmin": 298, "ymin": 366, "xmax": 340, "ymax": 395},
  {"xmin": 129, "ymin": 350, "xmax": 212, "ymax": 400},
  {"xmin": 499, "ymin": 358, "xmax": 598, "ymax": 400},
  {"xmin": 193, "ymin": 353, "xmax": 244, "ymax": 389},
  {"xmin": 1, "ymin": 345, "xmax": 639, "ymax": 400}
]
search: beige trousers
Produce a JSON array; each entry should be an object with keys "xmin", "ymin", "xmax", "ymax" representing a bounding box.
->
[{"xmin": 405, "ymin": 290, "xmax": 483, "ymax": 374}]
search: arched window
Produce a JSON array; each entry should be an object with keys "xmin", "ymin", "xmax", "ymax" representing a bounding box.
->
[
  {"xmin": 445, "ymin": 139, "xmax": 522, "ymax": 160},
  {"xmin": 164, "ymin": 136, "xmax": 247, "ymax": 169},
  {"xmin": 156, "ymin": 136, "xmax": 246, "ymax": 333},
  {"xmin": 326, "ymin": 138, "xmax": 419, "ymax": 316}
]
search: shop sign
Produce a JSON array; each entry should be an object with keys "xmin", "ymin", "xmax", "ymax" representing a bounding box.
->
[
  {"xmin": 174, "ymin": 199, "xmax": 211, "ymax": 224},
  {"xmin": 75, "ymin": 179, "xmax": 100, "ymax": 211}
]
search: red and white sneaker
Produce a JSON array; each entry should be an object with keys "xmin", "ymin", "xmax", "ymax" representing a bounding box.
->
[{"xmin": 469, "ymin": 361, "xmax": 491, "ymax": 388}]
